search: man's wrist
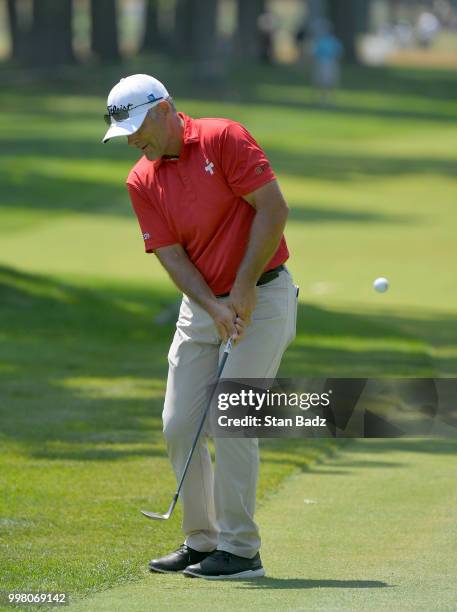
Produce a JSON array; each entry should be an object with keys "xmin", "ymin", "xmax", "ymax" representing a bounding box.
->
[
  {"xmin": 232, "ymin": 279, "xmax": 257, "ymax": 295},
  {"xmin": 200, "ymin": 294, "xmax": 219, "ymax": 317},
  {"xmin": 233, "ymin": 269, "xmax": 259, "ymax": 292}
]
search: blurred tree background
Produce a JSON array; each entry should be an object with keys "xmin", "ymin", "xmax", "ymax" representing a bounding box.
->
[{"xmin": 2, "ymin": 0, "xmax": 457, "ymax": 70}]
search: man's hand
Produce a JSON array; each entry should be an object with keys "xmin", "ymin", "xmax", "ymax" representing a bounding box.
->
[
  {"xmin": 229, "ymin": 283, "xmax": 257, "ymax": 326},
  {"xmin": 207, "ymin": 300, "xmax": 246, "ymax": 345}
]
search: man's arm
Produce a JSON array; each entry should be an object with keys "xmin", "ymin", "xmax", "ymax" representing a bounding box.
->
[
  {"xmin": 230, "ymin": 179, "xmax": 289, "ymax": 321},
  {"xmin": 154, "ymin": 244, "xmax": 245, "ymax": 343}
]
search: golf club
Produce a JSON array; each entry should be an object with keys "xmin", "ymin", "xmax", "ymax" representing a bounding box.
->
[{"xmin": 141, "ymin": 336, "xmax": 233, "ymax": 521}]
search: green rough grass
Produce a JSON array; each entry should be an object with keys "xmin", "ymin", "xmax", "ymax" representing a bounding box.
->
[{"xmin": 0, "ymin": 59, "xmax": 456, "ymax": 604}]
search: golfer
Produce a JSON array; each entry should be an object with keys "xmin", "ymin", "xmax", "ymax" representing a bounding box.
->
[{"xmin": 102, "ymin": 74, "xmax": 298, "ymax": 580}]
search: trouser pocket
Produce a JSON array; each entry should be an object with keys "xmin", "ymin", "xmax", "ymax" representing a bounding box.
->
[{"xmin": 286, "ymin": 284, "xmax": 299, "ymax": 346}]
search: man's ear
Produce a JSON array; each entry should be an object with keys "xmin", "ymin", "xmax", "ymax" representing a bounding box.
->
[{"xmin": 156, "ymin": 100, "xmax": 170, "ymax": 117}]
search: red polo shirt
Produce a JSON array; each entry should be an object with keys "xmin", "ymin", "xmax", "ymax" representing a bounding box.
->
[{"xmin": 126, "ymin": 113, "xmax": 289, "ymax": 295}]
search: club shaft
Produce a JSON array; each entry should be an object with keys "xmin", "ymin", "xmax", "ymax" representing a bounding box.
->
[{"xmin": 174, "ymin": 341, "xmax": 231, "ymax": 500}]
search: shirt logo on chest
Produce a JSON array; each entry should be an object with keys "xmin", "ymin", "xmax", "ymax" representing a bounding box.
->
[{"xmin": 204, "ymin": 158, "xmax": 215, "ymax": 175}]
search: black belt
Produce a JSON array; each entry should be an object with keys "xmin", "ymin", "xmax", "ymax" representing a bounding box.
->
[{"xmin": 216, "ymin": 264, "xmax": 285, "ymax": 298}]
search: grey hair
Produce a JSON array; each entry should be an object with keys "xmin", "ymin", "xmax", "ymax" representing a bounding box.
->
[
  {"xmin": 148, "ymin": 96, "xmax": 176, "ymax": 119},
  {"xmin": 165, "ymin": 95, "xmax": 176, "ymax": 111}
]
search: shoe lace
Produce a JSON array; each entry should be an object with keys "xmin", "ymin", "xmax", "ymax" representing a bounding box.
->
[
  {"xmin": 175, "ymin": 544, "xmax": 190, "ymax": 554},
  {"xmin": 213, "ymin": 550, "xmax": 233, "ymax": 564}
]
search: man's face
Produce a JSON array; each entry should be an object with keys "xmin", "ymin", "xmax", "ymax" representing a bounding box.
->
[{"xmin": 127, "ymin": 104, "xmax": 169, "ymax": 161}]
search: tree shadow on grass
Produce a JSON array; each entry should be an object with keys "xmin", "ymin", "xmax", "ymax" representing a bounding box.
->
[
  {"xmin": 237, "ymin": 91, "xmax": 456, "ymax": 123},
  {"xmin": 235, "ymin": 576, "xmax": 392, "ymax": 590},
  {"xmin": 1, "ymin": 138, "xmax": 455, "ymax": 210},
  {"xmin": 227, "ymin": 62, "xmax": 457, "ymax": 123},
  {"xmin": 3, "ymin": 60, "xmax": 455, "ymax": 122},
  {"xmin": 0, "ymin": 159, "xmax": 132, "ymax": 219},
  {"xmin": 1, "ymin": 265, "xmax": 456, "ymax": 465},
  {"xmin": 336, "ymin": 64, "xmax": 457, "ymax": 101},
  {"xmin": 259, "ymin": 436, "xmax": 457, "ymax": 478},
  {"xmin": 268, "ymin": 149, "xmax": 457, "ymax": 183},
  {"xmin": 280, "ymin": 302, "xmax": 457, "ymax": 377},
  {"xmin": 1, "ymin": 64, "xmax": 457, "ymax": 224},
  {"xmin": 0, "ymin": 265, "xmax": 176, "ymax": 460},
  {"xmin": 259, "ymin": 437, "xmax": 350, "ymax": 474},
  {"xmin": 329, "ymin": 459, "xmax": 406, "ymax": 468},
  {"xmin": 149, "ymin": 573, "xmax": 392, "ymax": 592},
  {"xmin": 288, "ymin": 206, "xmax": 416, "ymax": 225},
  {"xmin": 348, "ymin": 438, "xmax": 457, "ymax": 456}
]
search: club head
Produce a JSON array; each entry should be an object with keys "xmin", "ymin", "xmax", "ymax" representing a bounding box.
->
[
  {"xmin": 141, "ymin": 494, "xmax": 178, "ymax": 521},
  {"xmin": 141, "ymin": 509, "xmax": 170, "ymax": 520}
]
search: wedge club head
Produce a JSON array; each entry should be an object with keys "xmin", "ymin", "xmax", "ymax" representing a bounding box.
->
[
  {"xmin": 141, "ymin": 510, "xmax": 171, "ymax": 521},
  {"xmin": 141, "ymin": 493, "xmax": 178, "ymax": 521}
]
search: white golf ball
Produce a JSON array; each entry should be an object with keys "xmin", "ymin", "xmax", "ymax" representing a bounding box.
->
[{"xmin": 373, "ymin": 277, "xmax": 389, "ymax": 293}]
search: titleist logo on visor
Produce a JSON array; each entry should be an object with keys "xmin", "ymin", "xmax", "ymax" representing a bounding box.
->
[{"xmin": 107, "ymin": 103, "xmax": 133, "ymax": 116}]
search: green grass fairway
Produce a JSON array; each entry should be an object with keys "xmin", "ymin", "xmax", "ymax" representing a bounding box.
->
[
  {"xmin": 66, "ymin": 438, "xmax": 457, "ymax": 612},
  {"xmin": 1, "ymin": 60, "xmax": 456, "ymax": 607}
]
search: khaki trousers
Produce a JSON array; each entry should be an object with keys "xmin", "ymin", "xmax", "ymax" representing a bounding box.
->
[{"xmin": 162, "ymin": 268, "xmax": 298, "ymax": 558}]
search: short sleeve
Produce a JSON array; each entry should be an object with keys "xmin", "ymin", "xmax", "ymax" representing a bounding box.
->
[
  {"xmin": 127, "ymin": 183, "xmax": 178, "ymax": 253},
  {"xmin": 219, "ymin": 122, "xmax": 276, "ymax": 197}
]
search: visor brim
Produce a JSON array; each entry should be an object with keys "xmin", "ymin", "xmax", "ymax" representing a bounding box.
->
[{"xmin": 102, "ymin": 109, "xmax": 149, "ymax": 143}]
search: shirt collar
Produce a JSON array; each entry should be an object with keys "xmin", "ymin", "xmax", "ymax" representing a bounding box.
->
[
  {"xmin": 181, "ymin": 112, "xmax": 199, "ymax": 144},
  {"xmin": 152, "ymin": 112, "xmax": 199, "ymax": 168}
]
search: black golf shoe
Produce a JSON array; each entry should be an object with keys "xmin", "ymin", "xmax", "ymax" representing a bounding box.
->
[
  {"xmin": 182, "ymin": 550, "xmax": 265, "ymax": 580},
  {"xmin": 149, "ymin": 543, "xmax": 215, "ymax": 573}
]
